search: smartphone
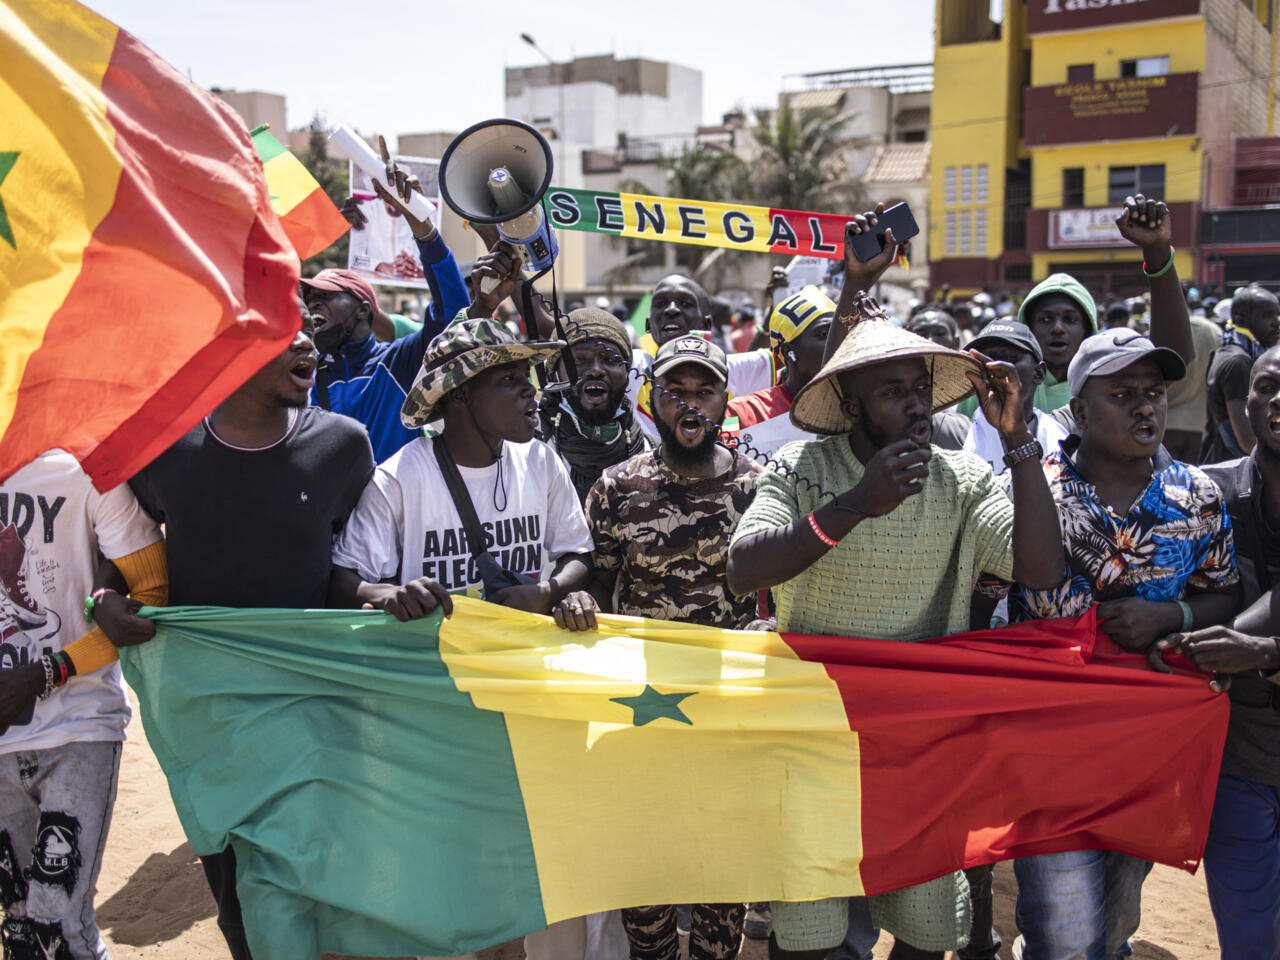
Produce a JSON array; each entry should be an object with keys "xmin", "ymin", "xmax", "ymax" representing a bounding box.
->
[{"xmin": 849, "ymin": 202, "xmax": 920, "ymax": 262}]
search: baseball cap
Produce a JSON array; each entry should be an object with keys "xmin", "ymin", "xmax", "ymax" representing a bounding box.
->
[
  {"xmin": 1066, "ymin": 329, "xmax": 1186, "ymax": 397},
  {"xmin": 968, "ymin": 318, "xmax": 1043, "ymax": 363},
  {"xmin": 299, "ymin": 269, "xmax": 381, "ymax": 317},
  {"xmin": 652, "ymin": 335, "xmax": 728, "ymax": 383}
]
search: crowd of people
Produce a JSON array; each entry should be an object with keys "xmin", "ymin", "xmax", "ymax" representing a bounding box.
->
[{"xmin": 0, "ymin": 158, "xmax": 1275, "ymax": 960}]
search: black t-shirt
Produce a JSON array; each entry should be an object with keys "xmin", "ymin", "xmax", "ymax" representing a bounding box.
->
[
  {"xmin": 1203, "ymin": 344, "xmax": 1252, "ymax": 463},
  {"xmin": 130, "ymin": 407, "xmax": 374, "ymax": 608},
  {"xmin": 1200, "ymin": 453, "xmax": 1280, "ymax": 787}
]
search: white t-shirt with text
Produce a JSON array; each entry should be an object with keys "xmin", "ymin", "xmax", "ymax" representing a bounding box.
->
[
  {"xmin": 333, "ymin": 436, "xmax": 593, "ymax": 598},
  {"xmin": 0, "ymin": 450, "xmax": 161, "ymax": 753}
]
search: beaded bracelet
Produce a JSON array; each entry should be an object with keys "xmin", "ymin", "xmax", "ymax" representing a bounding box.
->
[{"xmin": 807, "ymin": 512, "xmax": 839, "ymax": 548}]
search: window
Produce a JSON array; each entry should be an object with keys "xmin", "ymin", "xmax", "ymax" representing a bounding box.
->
[
  {"xmin": 1067, "ymin": 64, "xmax": 1094, "ymax": 83},
  {"xmin": 1120, "ymin": 56, "xmax": 1170, "ymax": 78},
  {"xmin": 960, "ymin": 166, "xmax": 973, "ymax": 204},
  {"xmin": 1063, "ymin": 168, "xmax": 1085, "ymax": 206},
  {"xmin": 1108, "ymin": 164, "xmax": 1165, "ymax": 202},
  {"xmin": 945, "ymin": 167, "xmax": 957, "ymax": 205},
  {"xmin": 976, "ymin": 164, "xmax": 989, "ymax": 203},
  {"xmin": 974, "ymin": 209, "xmax": 987, "ymax": 255},
  {"xmin": 959, "ymin": 209, "xmax": 972, "ymax": 255},
  {"xmin": 945, "ymin": 211, "xmax": 958, "ymax": 255}
]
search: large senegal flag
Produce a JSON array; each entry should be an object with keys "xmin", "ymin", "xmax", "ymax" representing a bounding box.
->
[
  {"xmin": 121, "ymin": 600, "xmax": 1228, "ymax": 960},
  {"xmin": 251, "ymin": 125, "xmax": 349, "ymax": 261},
  {"xmin": 545, "ymin": 186, "xmax": 861, "ymax": 260},
  {"xmin": 0, "ymin": 0, "xmax": 300, "ymax": 490}
]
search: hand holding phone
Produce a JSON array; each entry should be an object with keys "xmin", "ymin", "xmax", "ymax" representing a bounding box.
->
[{"xmin": 849, "ymin": 202, "xmax": 919, "ymax": 262}]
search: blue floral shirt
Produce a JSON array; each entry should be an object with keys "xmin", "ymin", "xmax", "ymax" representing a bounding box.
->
[{"xmin": 1008, "ymin": 440, "xmax": 1238, "ymax": 622}]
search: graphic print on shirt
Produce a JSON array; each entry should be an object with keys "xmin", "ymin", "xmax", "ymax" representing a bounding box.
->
[
  {"xmin": 0, "ymin": 493, "xmax": 68, "ymax": 727},
  {"xmin": 28, "ymin": 812, "xmax": 80, "ymax": 895},
  {"xmin": 421, "ymin": 514, "xmax": 543, "ymax": 593}
]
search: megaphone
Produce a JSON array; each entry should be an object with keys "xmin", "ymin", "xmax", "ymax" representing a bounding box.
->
[{"xmin": 439, "ymin": 118, "xmax": 558, "ymax": 295}]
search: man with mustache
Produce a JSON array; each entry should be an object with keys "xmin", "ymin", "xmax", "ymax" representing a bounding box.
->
[
  {"xmin": 537, "ymin": 308, "xmax": 651, "ymax": 504},
  {"xmin": 1005, "ymin": 329, "xmax": 1240, "ymax": 960},
  {"xmin": 630, "ymin": 276, "xmax": 777, "ymax": 440},
  {"xmin": 724, "ymin": 217, "xmax": 1066, "ymax": 958},
  {"xmin": 551, "ymin": 336, "xmax": 759, "ymax": 960}
]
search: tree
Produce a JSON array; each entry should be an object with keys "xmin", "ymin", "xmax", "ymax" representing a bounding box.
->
[
  {"xmin": 749, "ymin": 104, "xmax": 866, "ymax": 214},
  {"xmin": 300, "ymin": 116, "xmax": 350, "ymax": 273}
]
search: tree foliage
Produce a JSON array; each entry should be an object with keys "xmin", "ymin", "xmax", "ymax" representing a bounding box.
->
[{"xmin": 749, "ymin": 104, "xmax": 866, "ymax": 213}]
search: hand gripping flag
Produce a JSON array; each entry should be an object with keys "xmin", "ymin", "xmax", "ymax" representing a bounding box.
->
[
  {"xmin": 0, "ymin": 0, "xmax": 301, "ymax": 490},
  {"xmin": 120, "ymin": 599, "xmax": 1228, "ymax": 960}
]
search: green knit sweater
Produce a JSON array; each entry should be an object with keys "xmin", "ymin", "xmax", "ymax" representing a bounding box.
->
[{"xmin": 734, "ymin": 435, "xmax": 1015, "ymax": 639}]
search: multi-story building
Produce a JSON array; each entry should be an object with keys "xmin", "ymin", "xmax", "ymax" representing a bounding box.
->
[
  {"xmin": 777, "ymin": 63, "xmax": 935, "ymax": 310},
  {"xmin": 931, "ymin": 0, "xmax": 1280, "ymax": 298}
]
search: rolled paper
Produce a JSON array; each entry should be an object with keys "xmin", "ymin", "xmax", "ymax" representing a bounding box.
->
[{"xmin": 329, "ymin": 124, "xmax": 437, "ymax": 222}]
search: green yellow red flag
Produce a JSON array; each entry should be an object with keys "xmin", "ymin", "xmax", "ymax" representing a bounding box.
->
[
  {"xmin": 0, "ymin": 0, "xmax": 300, "ymax": 490},
  {"xmin": 250, "ymin": 125, "xmax": 349, "ymax": 261},
  {"xmin": 121, "ymin": 599, "xmax": 1228, "ymax": 960}
]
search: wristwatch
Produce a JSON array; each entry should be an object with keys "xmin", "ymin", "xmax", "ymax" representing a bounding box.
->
[{"xmin": 1003, "ymin": 440, "xmax": 1043, "ymax": 470}]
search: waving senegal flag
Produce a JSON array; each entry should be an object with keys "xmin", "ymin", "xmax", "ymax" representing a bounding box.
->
[
  {"xmin": 122, "ymin": 599, "xmax": 1227, "ymax": 960},
  {"xmin": 251, "ymin": 124, "xmax": 349, "ymax": 261},
  {"xmin": 0, "ymin": 0, "xmax": 300, "ymax": 490}
]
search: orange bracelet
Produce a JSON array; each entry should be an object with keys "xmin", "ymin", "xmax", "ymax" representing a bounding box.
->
[{"xmin": 807, "ymin": 512, "xmax": 838, "ymax": 548}]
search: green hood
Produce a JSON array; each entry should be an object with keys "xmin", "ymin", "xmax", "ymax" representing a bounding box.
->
[{"xmin": 1017, "ymin": 273, "xmax": 1097, "ymax": 333}]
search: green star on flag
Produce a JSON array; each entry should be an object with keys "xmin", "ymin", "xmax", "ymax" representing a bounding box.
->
[
  {"xmin": 0, "ymin": 151, "xmax": 17, "ymax": 249},
  {"xmin": 610, "ymin": 685, "xmax": 695, "ymax": 726}
]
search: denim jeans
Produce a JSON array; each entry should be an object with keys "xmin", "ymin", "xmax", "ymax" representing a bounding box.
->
[
  {"xmin": 0, "ymin": 740, "xmax": 121, "ymax": 960},
  {"xmin": 1013, "ymin": 849, "xmax": 1153, "ymax": 960},
  {"xmin": 1203, "ymin": 774, "xmax": 1280, "ymax": 959}
]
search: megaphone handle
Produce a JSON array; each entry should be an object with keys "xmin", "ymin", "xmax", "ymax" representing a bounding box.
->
[{"xmin": 479, "ymin": 274, "xmax": 500, "ymax": 296}]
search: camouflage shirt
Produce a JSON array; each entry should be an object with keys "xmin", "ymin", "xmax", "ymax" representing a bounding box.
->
[{"xmin": 586, "ymin": 447, "xmax": 762, "ymax": 628}]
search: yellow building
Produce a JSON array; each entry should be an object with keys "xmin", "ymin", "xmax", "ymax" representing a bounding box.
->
[{"xmin": 930, "ymin": 0, "xmax": 1280, "ymax": 298}]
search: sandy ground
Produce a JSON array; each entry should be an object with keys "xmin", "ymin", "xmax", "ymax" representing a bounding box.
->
[{"xmin": 95, "ymin": 694, "xmax": 1223, "ymax": 960}]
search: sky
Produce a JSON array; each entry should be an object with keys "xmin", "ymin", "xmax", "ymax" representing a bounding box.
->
[{"xmin": 90, "ymin": 0, "xmax": 937, "ymax": 140}]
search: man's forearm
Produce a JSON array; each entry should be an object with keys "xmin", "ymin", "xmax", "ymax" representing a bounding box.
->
[
  {"xmin": 1008, "ymin": 439, "xmax": 1066, "ymax": 590},
  {"xmin": 1144, "ymin": 246, "xmax": 1193, "ymax": 363},
  {"xmin": 727, "ymin": 497, "xmax": 865, "ymax": 594},
  {"xmin": 328, "ymin": 565, "xmax": 394, "ymax": 609},
  {"xmin": 1189, "ymin": 585, "xmax": 1242, "ymax": 631},
  {"xmin": 545, "ymin": 554, "xmax": 591, "ymax": 606}
]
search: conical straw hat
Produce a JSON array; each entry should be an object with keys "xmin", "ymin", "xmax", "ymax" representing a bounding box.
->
[{"xmin": 791, "ymin": 293, "xmax": 983, "ymax": 435}]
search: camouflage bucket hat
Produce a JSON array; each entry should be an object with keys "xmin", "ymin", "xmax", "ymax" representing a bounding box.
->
[{"xmin": 400, "ymin": 314, "xmax": 565, "ymax": 428}]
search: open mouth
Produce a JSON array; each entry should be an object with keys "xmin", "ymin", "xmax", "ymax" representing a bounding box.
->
[
  {"xmin": 908, "ymin": 420, "xmax": 932, "ymax": 446},
  {"xmin": 677, "ymin": 412, "xmax": 704, "ymax": 441},
  {"xmin": 1132, "ymin": 421, "xmax": 1158, "ymax": 442},
  {"xmin": 580, "ymin": 381, "xmax": 608, "ymax": 405},
  {"xmin": 1046, "ymin": 339, "xmax": 1069, "ymax": 353},
  {"xmin": 288, "ymin": 354, "xmax": 316, "ymax": 389},
  {"xmin": 660, "ymin": 321, "xmax": 684, "ymax": 337},
  {"xmin": 1270, "ymin": 415, "xmax": 1280, "ymax": 436}
]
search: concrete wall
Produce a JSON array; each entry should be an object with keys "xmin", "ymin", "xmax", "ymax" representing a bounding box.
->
[{"xmin": 214, "ymin": 89, "xmax": 286, "ymax": 135}]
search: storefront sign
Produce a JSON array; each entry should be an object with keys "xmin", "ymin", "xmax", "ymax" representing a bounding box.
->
[
  {"xmin": 1024, "ymin": 72, "xmax": 1198, "ymax": 145},
  {"xmin": 1029, "ymin": 0, "xmax": 1200, "ymax": 33},
  {"xmin": 1049, "ymin": 208, "xmax": 1128, "ymax": 249}
]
